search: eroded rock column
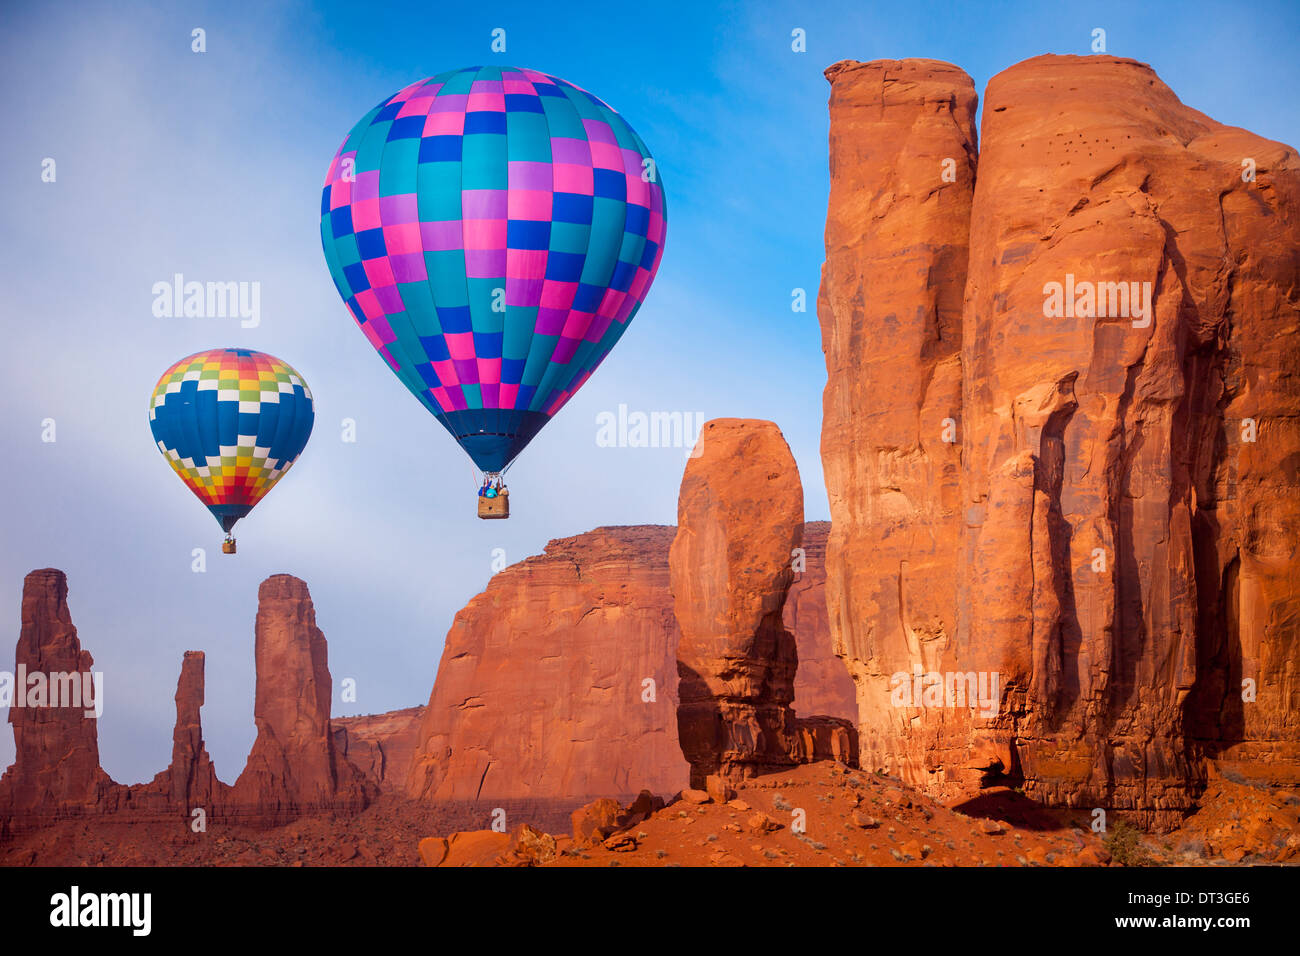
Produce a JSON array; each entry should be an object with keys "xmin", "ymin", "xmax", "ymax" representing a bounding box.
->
[
  {"xmin": 230, "ymin": 574, "xmax": 368, "ymax": 823},
  {"xmin": 0, "ymin": 569, "xmax": 113, "ymax": 816},
  {"xmin": 670, "ymin": 418, "xmax": 807, "ymax": 788},
  {"xmin": 817, "ymin": 58, "xmax": 979, "ymax": 790}
]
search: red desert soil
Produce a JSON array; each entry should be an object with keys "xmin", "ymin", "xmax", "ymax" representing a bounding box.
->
[
  {"xmin": 420, "ymin": 761, "xmax": 1299, "ymax": 868},
  {"xmin": 547, "ymin": 762, "xmax": 1106, "ymax": 868},
  {"xmin": 2, "ymin": 761, "xmax": 1292, "ymax": 866},
  {"xmin": 0, "ymin": 797, "xmax": 430, "ymax": 867}
]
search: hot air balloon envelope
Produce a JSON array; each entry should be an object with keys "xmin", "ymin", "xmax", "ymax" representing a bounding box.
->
[
  {"xmin": 149, "ymin": 348, "xmax": 315, "ymax": 532},
  {"xmin": 319, "ymin": 65, "xmax": 667, "ymax": 473}
]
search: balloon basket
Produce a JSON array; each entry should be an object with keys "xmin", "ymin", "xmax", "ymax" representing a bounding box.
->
[
  {"xmin": 222, "ymin": 538, "xmax": 237, "ymax": 554},
  {"xmin": 478, "ymin": 494, "xmax": 509, "ymax": 520}
]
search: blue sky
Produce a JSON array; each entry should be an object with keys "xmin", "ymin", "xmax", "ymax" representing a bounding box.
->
[{"xmin": 1, "ymin": 0, "xmax": 1296, "ymax": 783}]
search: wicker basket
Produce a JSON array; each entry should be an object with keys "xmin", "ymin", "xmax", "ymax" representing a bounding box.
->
[{"xmin": 478, "ymin": 493, "xmax": 509, "ymax": 519}]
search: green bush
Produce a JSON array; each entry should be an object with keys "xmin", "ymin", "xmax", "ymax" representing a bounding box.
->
[{"xmin": 1104, "ymin": 820, "xmax": 1151, "ymax": 866}]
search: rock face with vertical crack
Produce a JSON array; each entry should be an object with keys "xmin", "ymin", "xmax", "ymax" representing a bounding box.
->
[
  {"xmin": 961, "ymin": 54, "xmax": 1300, "ymax": 824},
  {"xmin": 819, "ymin": 54, "xmax": 1300, "ymax": 827},
  {"xmin": 817, "ymin": 57, "xmax": 978, "ymax": 797}
]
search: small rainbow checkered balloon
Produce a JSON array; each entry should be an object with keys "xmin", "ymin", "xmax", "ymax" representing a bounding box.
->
[
  {"xmin": 149, "ymin": 348, "xmax": 315, "ymax": 533},
  {"xmin": 319, "ymin": 65, "xmax": 667, "ymax": 473}
]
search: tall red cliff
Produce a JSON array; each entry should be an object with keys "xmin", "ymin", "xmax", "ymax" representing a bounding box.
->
[
  {"xmin": 818, "ymin": 54, "xmax": 1300, "ymax": 826},
  {"xmin": 229, "ymin": 574, "xmax": 370, "ymax": 823},
  {"xmin": 959, "ymin": 54, "xmax": 1300, "ymax": 822},
  {"xmin": 0, "ymin": 569, "xmax": 114, "ymax": 817},
  {"xmin": 106, "ymin": 649, "xmax": 232, "ymax": 817},
  {"xmin": 817, "ymin": 58, "xmax": 979, "ymax": 790}
]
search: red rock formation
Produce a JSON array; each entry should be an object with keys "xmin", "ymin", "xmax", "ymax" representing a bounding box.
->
[
  {"xmin": 960, "ymin": 54, "xmax": 1300, "ymax": 823},
  {"xmin": 0, "ymin": 569, "xmax": 114, "ymax": 817},
  {"xmin": 405, "ymin": 518, "xmax": 856, "ymax": 816},
  {"xmin": 229, "ymin": 574, "xmax": 370, "ymax": 823},
  {"xmin": 333, "ymin": 706, "xmax": 426, "ymax": 790},
  {"xmin": 0, "ymin": 547, "xmax": 852, "ymax": 840},
  {"xmin": 816, "ymin": 57, "xmax": 978, "ymax": 792},
  {"xmin": 818, "ymin": 54, "xmax": 1300, "ymax": 826},
  {"xmin": 417, "ymin": 830, "xmax": 512, "ymax": 867},
  {"xmin": 786, "ymin": 522, "xmax": 857, "ymax": 722},
  {"xmin": 407, "ymin": 526, "xmax": 690, "ymax": 811},
  {"xmin": 569, "ymin": 791, "xmax": 662, "ymax": 847},
  {"xmin": 152, "ymin": 650, "xmax": 225, "ymax": 811},
  {"xmin": 671, "ymin": 419, "xmax": 856, "ymax": 788},
  {"xmin": 97, "ymin": 650, "xmax": 233, "ymax": 818},
  {"xmin": 672, "ymin": 419, "xmax": 805, "ymax": 786},
  {"xmin": 0, "ymin": 571, "xmax": 382, "ymax": 832}
]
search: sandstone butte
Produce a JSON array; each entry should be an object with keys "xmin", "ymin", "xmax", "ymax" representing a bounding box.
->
[
  {"xmin": 403, "ymin": 521, "xmax": 855, "ymax": 819},
  {"xmin": 818, "ymin": 54, "xmax": 1300, "ymax": 828},
  {"xmin": 670, "ymin": 418, "xmax": 857, "ymax": 789}
]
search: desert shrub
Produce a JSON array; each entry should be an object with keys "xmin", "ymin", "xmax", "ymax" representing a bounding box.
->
[{"xmin": 1104, "ymin": 820, "xmax": 1151, "ymax": 866}]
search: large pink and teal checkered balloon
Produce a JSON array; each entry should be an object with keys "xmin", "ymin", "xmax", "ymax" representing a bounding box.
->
[{"xmin": 320, "ymin": 65, "xmax": 667, "ymax": 473}]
